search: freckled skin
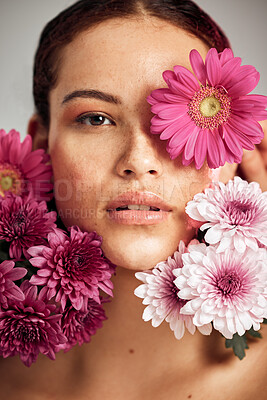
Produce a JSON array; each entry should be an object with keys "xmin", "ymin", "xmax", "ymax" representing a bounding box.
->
[{"xmin": 48, "ymin": 18, "xmax": 212, "ymax": 271}]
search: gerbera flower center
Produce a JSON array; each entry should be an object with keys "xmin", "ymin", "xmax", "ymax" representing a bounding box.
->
[
  {"xmin": 188, "ymin": 86, "xmax": 231, "ymax": 129},
  {"xmin": 216, "ymin": 272, "xmax": 241, "ymax": 296},
  {"xmin": 199, "ymin": 96, "xmax": 221, "ymax": 117},
  {"xmin": 224, "ymin": 200, "xmax": 256, "ymax": 225},
  {"xmin": 0, "ymin": 163, "xmax": 23, "ymax": 197}
]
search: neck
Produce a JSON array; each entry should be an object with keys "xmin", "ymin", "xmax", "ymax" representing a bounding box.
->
[{"xmin": 73, "ymin": 267, "xmax": 227, "ymax": 390}]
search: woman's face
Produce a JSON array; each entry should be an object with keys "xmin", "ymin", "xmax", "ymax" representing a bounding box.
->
[{"xmin": 48, "ymin": 17, "xmax": 211, "ymax": 270}]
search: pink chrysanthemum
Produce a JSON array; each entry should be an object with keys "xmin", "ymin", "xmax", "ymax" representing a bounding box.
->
[
  {"xmin": 0, "ymin": 193, "xmax": 57, "ymax": 260},
  {"xmin": 29, "ymin": 226, "xmax": 115, "ymax": 311},
  {"xmin": 59, "ymin": 298, "xmax": 107, "ymax": 352},
  {"xmin": 0, "ymin": 260, "xmax": 27, "ymax": 309},
  {"xmin": 0, "ymin": 281, "xmax": 66, "ymax": 367},
  {"xmin": 134, "ymin": 241, "xmax": 212, "ymax": 339},
  {"xmin": 186, "ymin": 177, "xmax": 267, "ymax": 253},
  {"xmin": 174, "ymin": 244, "xmax": 267, "ymax": 339},
  {"xmin": 0, "ymin": 129, "xmax": 53, "ymax": 201},
  {"xmin": 147, "ymin": 48, "xmax": 267, "ymax": 169}
]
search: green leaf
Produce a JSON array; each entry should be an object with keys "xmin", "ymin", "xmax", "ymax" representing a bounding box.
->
[
  {"xmin": 263, "ymin": 319, "xmax": 267, "ymax": 324},
  {"xmin": 246, "ymin": 328, "xmax": 262, "ymax": 339},
  {"xmin": 225, "ymin": 333, "xmax": 248, "ymax": 360}
]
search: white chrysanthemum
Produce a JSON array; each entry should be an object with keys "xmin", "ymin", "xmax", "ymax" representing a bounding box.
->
[
  {"xmin": 174, "ymin": 243, "xmax": 267, "ymax": 339},
  {"xmin": 186, "ymin": 177, "xmax": 267, "ymax": 253},
  {"xmin": 134, "ymin": 241, "xmax": 212, "ymax": 339}
]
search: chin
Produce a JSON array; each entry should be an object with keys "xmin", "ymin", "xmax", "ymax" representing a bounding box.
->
[{"xmin": 101, "ymin": 234, "xmax": 182, "ymax": 271}]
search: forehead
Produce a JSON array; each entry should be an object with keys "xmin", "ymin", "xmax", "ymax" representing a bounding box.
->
[{"xmin": 53, "ymin": 17, "xmax": 209, "ymax": 100}]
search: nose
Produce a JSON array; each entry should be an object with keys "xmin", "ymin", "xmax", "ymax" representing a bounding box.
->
[{"xmin": 116, "ymin": 127, "xmax": 163, "ymax": 179}]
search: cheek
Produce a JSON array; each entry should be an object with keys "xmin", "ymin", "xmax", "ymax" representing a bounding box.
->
[
  {"xmin": 167, "ymin": 162, "xmax": 211, "ymax": 206},
  {"xmin": 50, "ymin": 139, "xmax": 105, "ymax": 223}
]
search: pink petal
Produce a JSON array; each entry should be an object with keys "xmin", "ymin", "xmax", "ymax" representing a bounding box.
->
[
  {"xmin": 221, "ymin": 124, "xmax": 243, "ymax": 157},
  {"xmin": 29, "ymin": 275, "xmax": 48, "ymax": 285},
  {"xmin": 17, "ymin": 135, "xmax": 32, "ymax": 163},
  {"xmin": 194, "ymin": 129, "xmax": 208, "ymax": 169},
  {"xmin": 162, "ymin": 70, "xmax": 176, "ymax": 82},
  {"xmin": 218, "ymin": 48, "xmax": 234, "ymax": 66},
  {"xmin": 167, "ymin": 137, "xmax": 188, "ymax": 160},
  {"xmin": 152, "ymin": 103, "xmax": 186, "ymax": 119},
  {"xmin": 230, "ymin": 115, "xmax": 263, "ymax": 140},
  {"xmin": 37, "ymin": 269, "xmax": 52, "ymax": 277},
  {"xmin": 206, "ymin": 48, "xmax": 221, "ymax": 87},
  {"xmin": 206, "ymin": 130, "xmax": 225, "ymax": 168},
  {"xmin": 21, "ymin": 153, "xmax": 44, "ymax": 173},
  {"xmin": 0, "ymin": 260, "xmax": 15, "ymax": 274},
  {"xmin": 158, "ymin": 106, "xmax": 187, "ymax": 120},
  {"xmin": 27, "ymin": 245, "xmax": 46, "ymax": 257},
  {"xmin": 167, "ymin": 117, "xmax": 194, "ymax": 147},
  {"xmin": 160, "ymin": 119, "xmax": 185, "ymax": 140},
  {"xmin": 5, "ymin": 267, "xmax": 27, "ymax": 281},
  {"xmin": 147, "ymin": 89, "xmax": 170, "ymax": 105},
  {"xmin": 168, "ymin": 78, "xmax": 195, "ymax": 98},
  {"xmin": 30, "ymin": 256, "xmax": 48, "ymax": 268},
  {"xmin": 189, "ymin": 49, "xmax": 207, "ymax": 85},
  {"xmin": 163, "ymin": 93, "xmax": 189, "ymax": 103},
  {"xmin": 228, "ymin": 70, "xmax": 260, "ymax": 97},
  {"xmin": 183, "ymin": 126, "xmax": 200, "ymax": 160},
  {"xmin": 220, "ymin": 57, "xmax": 242, "ymax": 87},
  {"xmin": 25, "ymin": 285, "xmax": 38, "ymax": 302},
  {"xmin": 6, "ymin": 285, "xmax": 25, "ymax": 301},
  {"xmin": 245, "ymin": 94, "xmax": 267, "ymax": 106},
  {"xmin": 173, "ymin": 65, "xmax": 199, "ymax": 91}
]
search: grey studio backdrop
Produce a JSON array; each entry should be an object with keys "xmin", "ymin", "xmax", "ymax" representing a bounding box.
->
[{"xmin": 0, "ymin": 0, "xmax": 266, "ymax": 136}]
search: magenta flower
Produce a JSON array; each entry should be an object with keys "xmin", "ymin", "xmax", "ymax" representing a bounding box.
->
[
  {"xmin": 0, "ymin": 193, "xmax": 57, "ymax": 260},
  {"xmin": 29, "ymin": 226, "xmax": 115, "ymax": 311},
  {"xmin": 0, "ymin": 129, "xmax": 53, "ymax": 201},
  {"xmin": 186, "ymin": 177, "xmax": 267, "ymax": 253},
  {"xmin": 134, "ymin": 241, "xmax": 211, "ymax": 339},
  {"xmin": 59, "ymin": 298, "xmax": 107, "ymax": 352},
  {"xmin": 174, "ymin": 244, "xmax": 267, "ymax": 339},
  {"xmin": 0, "ymin": 260, "xmax": 27, "ymax": 309},
  {"xmin": 0, "ymin": 281, "xmax": 66, "ymax": 367},
  {"xmin": 147, "ymin": 48, "xmax": 267, "ymax": 169}
]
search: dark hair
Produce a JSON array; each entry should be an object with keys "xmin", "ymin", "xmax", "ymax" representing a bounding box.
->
[{"xmin": 33, "ymin": 0, "xmax": 230, "ymax": 128}]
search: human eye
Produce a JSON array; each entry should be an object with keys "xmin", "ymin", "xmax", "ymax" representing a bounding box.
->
[{"xmin": 75, "ymin": 112, "xmax": 115, "ymax": 126}]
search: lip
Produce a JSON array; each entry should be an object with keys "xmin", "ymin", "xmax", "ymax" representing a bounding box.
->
[{"xmin": 107, "ymin": 191, "xmax": 172, "ymax": 225}]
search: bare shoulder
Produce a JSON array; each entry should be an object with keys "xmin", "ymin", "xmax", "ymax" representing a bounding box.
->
[
  {"xmin": 0, "ymin": 350, "xmax": 78, "ymax": 400},
  {"xmin": 1, "ymin": 327, "xmax": 267, "ymax": 400}
]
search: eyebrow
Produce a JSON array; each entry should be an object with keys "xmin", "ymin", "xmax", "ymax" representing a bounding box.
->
[{"xmin": 62, "ymin": 89, "xmax": 122, "ymax": 105}]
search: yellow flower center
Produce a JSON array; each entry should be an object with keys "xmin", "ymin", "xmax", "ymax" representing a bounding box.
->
[
  {"xmin": 188, "ymin": 86, "xmax": 231, "ymax": 130},
  {"xmin": 1, "ymin": 176, "xmax": 13, "ymax": 191},
  {"xmin": 199, "ymin": 96, "xmax": 221, "ymax": 118},
  {"xmin": 0, "ymin": 164, "xmax": 23, "ymax": 197}
]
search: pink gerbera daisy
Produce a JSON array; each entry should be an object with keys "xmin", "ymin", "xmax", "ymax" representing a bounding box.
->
[
  {"xmin": 186, "ymin": 177, "xmax": 267, "ymax": 253},
  {"xmin": 29, "ymin": 226, "xmax": 115, "ymax": 311},
  {"xmin": 0, "ymin": 129, "xmax": 53, "ymax": 201},
  {"xmin": 174, "ymin": 244, "xmax": 267, "ymax": 339},
  {"xmin": 0, "ymin": 281, "xmax": 66, "ymax": 367},
  {"xmin": 134, "ymin": 241, "xmax": 211, "ymax": 339},
  {"xmin": 0, "ymin": 193, "xmax": 57, "ymax": 260},
  {"xmin": 59, "ymin": 298, "xmax": 107, "ymax": 352},
  {"xmin": 0, "ymin": 260, "xmax": 27, "ymax": 309},
  {"xmin": 147, "ymin": 48, "xmax": 267, "ymax": 169}
]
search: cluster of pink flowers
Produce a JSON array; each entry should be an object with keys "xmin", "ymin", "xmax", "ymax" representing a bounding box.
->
[
  {"xmin": 0, "ymin": 130, "xmax": 115, "ymax": 367},
  {"xmin": 135, "ymin": 177, "xmax": 267, "ymax": 357}
]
